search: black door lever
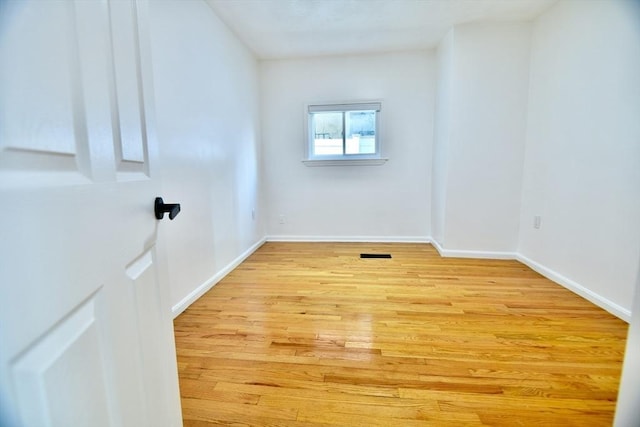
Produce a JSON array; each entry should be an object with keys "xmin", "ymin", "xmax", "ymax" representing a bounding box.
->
[{"xmin": 155, "ymin": 197, "xmax": 181, "ymax": 220}]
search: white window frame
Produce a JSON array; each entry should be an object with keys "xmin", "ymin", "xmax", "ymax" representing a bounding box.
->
[{"xmin": 303, "ymin": 101, "xmax": 388, "ymax": 167}]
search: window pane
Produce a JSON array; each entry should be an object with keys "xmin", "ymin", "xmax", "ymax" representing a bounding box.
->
[
  {"xmin": 345, "ymin": 111, "xmax": 376, "ymax": 154},
  {"xmin": 312, "ymin": 112, "xmax": 343, "ymax": 155}
]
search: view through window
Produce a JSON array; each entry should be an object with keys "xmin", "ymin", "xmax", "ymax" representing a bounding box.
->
[{"xmin": 307, "ymin": 102, "xmax": 381, "ymax": 160}]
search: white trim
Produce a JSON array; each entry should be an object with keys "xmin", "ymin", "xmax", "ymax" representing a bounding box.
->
[
  {"xmin": 431, "ymin": 239, "xmax": 446, "ymax": 255},
  {"xmin": 516, "ymin": 254, "xmax": 631, "ymax": 322},
  {"xmin": 432, "ymin": 240, "xmax": 629, "ymax": 321},
  {"xmin": 308, "ymin": 102, "xmax": 381, "ymax": 113},
  {"xmin": 302, "ymin": 158, "xmax": 388, "ymax": 167},
  {"xmin": 266, "ymin": 235, "xmax": 431, "ymax": 243},
  {"xmin": 431, "ymin": 239, "xmax": 516, "ymax": 260},
  {"xmin": 305, "ymin": 99, "xmax": 383, "ymax": 163},
  {"xmin": 172, "ymin": 235, "xmax": 630, "ymax": 323},
  {"xmin": 171, "ymin": 238, "xmax": 266, "ymax": 318}
]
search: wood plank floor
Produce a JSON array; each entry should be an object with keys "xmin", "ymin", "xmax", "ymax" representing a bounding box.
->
[{"xmin": 174, "ymin": 242, "xmax": 628, "ymax": 426}]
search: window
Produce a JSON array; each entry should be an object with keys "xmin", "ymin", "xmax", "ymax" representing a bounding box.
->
[{"xmin": 304, "ymin": 102, "xmax": 387, "ymax": 166}]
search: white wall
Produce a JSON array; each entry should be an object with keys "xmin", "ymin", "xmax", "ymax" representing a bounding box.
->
[
  {"xmin": 518, "ymin": 0, "xmax": 640, "ymax": 315},
  {"xmin": 433, "ymin": 23, "xmax": 532, "ymax": 255},
  {"xmin": 431, "ymin": 30, "xmax": 454, "ymax": 246},
  {"xmin": 261, "ymin": 51, "xmax": 434, "ymax": 240},
  {"xmin": 149, "ymin": 0, "xmax": 263, "ymax": 314},
  {"xmin": 148, "ymin": 0, "xmax": 640, "ymax": 326}
]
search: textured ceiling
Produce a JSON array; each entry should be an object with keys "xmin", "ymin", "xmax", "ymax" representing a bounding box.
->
[{"xmin": 206, "ymin": 0, "xmax": 557, "ymax": 59}]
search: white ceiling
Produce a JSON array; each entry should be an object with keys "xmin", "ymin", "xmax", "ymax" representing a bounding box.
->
[{"xmin": 206, "ymin": 0, "xmax": 556, "ymax": 59}]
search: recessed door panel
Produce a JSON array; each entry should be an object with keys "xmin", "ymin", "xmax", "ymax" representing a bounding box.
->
[
  {"xmin": 0, "ymin": 2, "xmax": 76, "ymax": 155},
  {"xmin": 110, "ymin": 0, "xmax": 147, "ymax": 172},
  {"xmin": 0, "ymin": 1, "xmax": 89, "ymax": 186},
  {"xmin": 12, "ymin": 295, "xmax": 111, "ymax": 427},
  {"xmin": 126, "ymin": 247, "xmax": 172, "ymax": 427}
]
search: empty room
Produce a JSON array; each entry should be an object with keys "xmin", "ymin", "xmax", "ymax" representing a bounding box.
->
[{"xmin": 1, "ymin": 0, "xmax": 639, "ymax": 426}]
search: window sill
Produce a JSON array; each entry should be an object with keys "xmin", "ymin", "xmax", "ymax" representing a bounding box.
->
[{"xmin": 302, "ymin": 158, "xmax": 388, "ymax": 167}]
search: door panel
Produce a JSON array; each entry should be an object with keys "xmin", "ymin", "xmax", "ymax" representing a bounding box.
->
[
  {"xmin": 0, "ymin": 2, "xmax": 77, "ymax": 155},
  {"xmin": 127, "ymin": 246, "xmax": 173, "ymax": 427},
  {"xmin": 0, "ymin": 1, "xmax": 90, "ymax": 186},
  {"xmin": 12, "ymin": 294, "xmax": 111, "ymax": 427},
  {"xmin": 0, "ymin": 1, "xmax": 182, "ymax": 426},
  {"xmin": 110, "ymin": 0, "xmax": 146, "ymax": 168}
]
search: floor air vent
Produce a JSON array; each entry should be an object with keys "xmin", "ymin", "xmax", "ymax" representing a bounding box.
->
[{"xmin": 360, "ymin": 253, "xmax": 392, "ymax": 259}]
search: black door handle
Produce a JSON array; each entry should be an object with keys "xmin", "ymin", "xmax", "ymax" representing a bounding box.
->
[{"xmin": 155, "ymin": 197, "xmax": 181, "ymax": 220}]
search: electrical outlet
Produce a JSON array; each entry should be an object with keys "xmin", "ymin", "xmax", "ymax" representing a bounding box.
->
[
  {"xmin": 534, "ymin": 215, "xmax": 541, "ymax": 229},
  {"xmin": 279, "ymin": 214, "xmax": 285, "ymax": 224}
]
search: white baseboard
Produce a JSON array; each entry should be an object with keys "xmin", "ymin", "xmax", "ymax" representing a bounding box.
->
[
  {"xmin": 516, "ymin": 253, "xmax": 631, "ymax": 322},
  {"xmin": 432, "ymin": 240, "xmax": 629, "ymax": 321},
  {"xmin": 266, "ymin": 235, "xmax": 431, "ymax": 243},
  {"xmin": 431, "ymin": 239, "xmax": 516, "ymax": 260},
  {"xmin": 171, "ymin": 235, "xmax": 630, "ymax": 323},
  {"xmin": 171, "ymin": 238, "xmax": 266, "ymax": 318}
]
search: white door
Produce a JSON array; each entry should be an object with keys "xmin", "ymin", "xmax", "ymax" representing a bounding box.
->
[{"xmin": 0, "ymin": 1, "xmax": 182, "ymax": 426}]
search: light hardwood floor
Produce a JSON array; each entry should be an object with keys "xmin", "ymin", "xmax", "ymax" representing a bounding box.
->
[{"xmin": 174, "ymin": 242, "xmax": 628, "ymax": 426}]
